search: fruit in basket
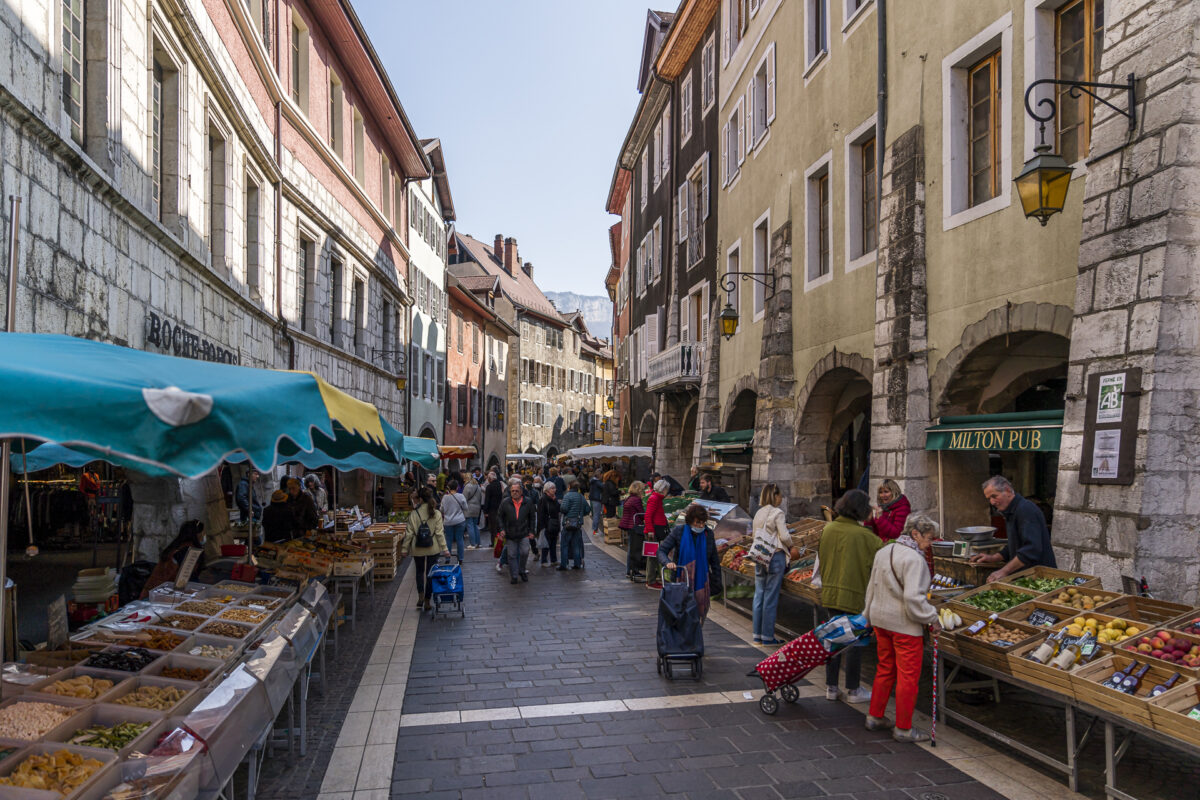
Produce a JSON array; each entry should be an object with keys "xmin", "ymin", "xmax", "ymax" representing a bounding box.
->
[{"xmin": 1051, "ymin": 590, "xmax": 1108, "ymax": 610}]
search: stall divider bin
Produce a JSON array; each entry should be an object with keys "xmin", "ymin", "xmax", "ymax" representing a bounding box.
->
[
  {"xmin": 1147, "ymin": 680, "xmax": 1200, "ymax": 748},
  {"xmin": 0, "ymin": 741, "xmax": 119, "ymax": 800},
  {"xmin": 1071, "ymin": 654, "xmax": 1193, "ymax": 727},
  {"xmin": 25, "ymin": 668, "xmax": 131, "ymax": 704},
  {"xmin": 102, "ymin": 676, "xmax": 203, "ymax": 717},
  {"xmin": 45, "ymin": 703, "xmax": 164, "ymax": 758},
  {"xmin": 141, "ymin": 654, "xmax": 223, "ymax": 687}
]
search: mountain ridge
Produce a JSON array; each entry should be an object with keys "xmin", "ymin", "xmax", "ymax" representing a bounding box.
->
[{"xmin": 544, "ymin": 291, "xmax": 612, "ymax": 339}]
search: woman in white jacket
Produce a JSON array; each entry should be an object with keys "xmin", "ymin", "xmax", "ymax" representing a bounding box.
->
[
  {"xmin": 862, "ymin": 514, "xmax": 942, "ymax": 742},
  {"xmin": 751, "ymin": 484, "xmax": 793, "ymax": 646}
]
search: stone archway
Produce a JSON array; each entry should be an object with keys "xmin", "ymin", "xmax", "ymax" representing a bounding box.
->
[
  {"xmin": 636, "ymin": 410, "xmax": 657, "ymax": 447},
  {"xmin": 722, "ymin": 375, "xmax": 760, "ymax": 431},
  {"xmin": 792, "ymin": 351, "xmax": 874, "ymax": 517}
]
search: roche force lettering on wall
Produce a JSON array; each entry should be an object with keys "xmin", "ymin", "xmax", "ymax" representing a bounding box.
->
[
  {"xmin": 144, "ymin": 312, "xmax": 239, "ymax": 364},
  {"xmin": 946, "ymin": 429, "xmax": 1044, "ymax": 451}
]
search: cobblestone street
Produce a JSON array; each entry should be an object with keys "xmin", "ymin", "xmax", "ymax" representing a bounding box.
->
[{"xmin": 248, "ymin": 526, "xmax": 1088, "ymax": 800}]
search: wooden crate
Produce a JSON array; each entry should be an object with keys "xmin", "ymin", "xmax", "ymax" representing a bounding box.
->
[
  {"xmin": 935, "ymin": 605, "xmax": 983, "ymax": 661},
  {"xmin": 782, "ymin": 578, "xmax": 820, "ymax": 605},
  {"xmin": 946, "ymin": 583, "xmax": 1038, "ymax": 616},
  {"xmin": 373, "ymin": 567, "xmax": 397, "ymax": 582},
  {"xmin": 932, "ymin": 556, "xmax": 999, "ymax": 588},
  {"xmin": 1030, "ymin": 586, "xmax": 1125, "ymax": 613},
  {"xmin": 1096, "ymin": 595, "xmax": 1195, "ymax": 628},
  {"xmin": 954, "ymin": 619, "xmax": 1040, "ymax": 675},
  {"xmin": 1006, "ymin": 565, "xmax": 1101, "ymax": 591},
  {"xmin": 786, "ymin": 518, "xmax": 825, "ymax": 554},
  {"xmin": 1044, "ymin": 611, "xmax": 1145, "ymax": 651},
  {"xmin": 1007, "ymin": 635, "xmax": 1084, "ymax": 699},
  {"xmin": 1107, "ymin": 627, "xmax": 1200, "ymax": 679},
  {"xmin": 1071, "ymin": 653, "xmax": 1193, "ymax": 727},
  {"xmin": 1148, "ymin": 681, "xmax": 1200, "ymax": 748}
]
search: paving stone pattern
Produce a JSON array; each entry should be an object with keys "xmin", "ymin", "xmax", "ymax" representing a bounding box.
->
[{"xmin": 252, "ymin": 565, "xmax": 407, "ymax": 799}]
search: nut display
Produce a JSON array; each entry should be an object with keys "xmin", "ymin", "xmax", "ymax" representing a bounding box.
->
[
  {"xmin": 0, "ymin": 750, "xmax": 105, "ymax": 794},
  {"xmin": 201, "ymin": 621, "xmax": 250, "ymax": 639},
  {"xmin": 159, "ymin": 666, "xmax": 210, "ymax": 681},
  {"xmin": 238, "ymin": 596, "xmax": 282, "ymax": 610},
  {"xmin": 254, "ymin": 587, "xmax": 291, "ymax": 599},
  {"xmin": 113, "ymin": 685, "xmax": 189, "ymax": 710},
  {"xmin": 176, "ymin": 601, "xmax": 227, "ymax": 616},
  {"xmin": 69, "ymin": 720, "xmax": 151, "ymax": 751},
  {"xmin": 967, "ymin": 623, "xmax": 1030, "ymax": 646},
  {"xmin": 85, "ymin": 648, "xmax": 158, "ymax": 673},
  {"xmin": 218, "ymin": 608, "xmax": 268, "ymax": 625},
  {"xmin": 43, "ymin": 675, "xmax": 115, "ymax": 699},
  {"xmin": 140, "ymin": 630, "xmax": 186, "ymax": 651},
  {"xmin": 159, "ymin": 614, "xmax": 205, "ymax": 631},
  {"xmin": 213, "ymin": 583, "xmax": 256, "ymax": 594},
  {"xmin": 0, "ymin": 701, "xmax": 77, "ymax": 739},
  {"xmin": 189, "ymin": 643, "xmax": 235, "ymax": 660}
]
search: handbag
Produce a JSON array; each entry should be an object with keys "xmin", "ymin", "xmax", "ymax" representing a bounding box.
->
[{"xmin": 536, "ymin": 530, "xmax": 549, "ymax": 550}]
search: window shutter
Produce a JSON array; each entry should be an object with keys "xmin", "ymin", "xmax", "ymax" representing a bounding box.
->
[
  {"xmin": 701, "ymin": 153, "xmax": 711, "ymax": 219},
  {"xmin": 410, "ymin": 344, "xmax": 420, "ymax": 396},
  {"xmin": 720, "ymin": 122, "xmax": 729, "ymax": 186},
  {"xmin": 766, "ymin": 42, "xmax": 777, "ymax": 125},
  {"xmin": 722, "ymin": 0, "xmax": 730, "ymax": 62},
  {"xmin": 747, "ymin": 74, "xmax": 757, "ymax": 145},
  {"xmin": 640, "ymin": 150, "xmax": 648, "ymax": 207},
  {"xmin": 737, "ymin": 97, "xmax": 747, "ymax": 164},
  {"xmin": 677, "ymin": 183, "xmax": 688, "ymax": 243},
  {"xmin": 701, "ymin": 284, "xmax": 710, "ymax": 340},
  {"xmin": 680, "ymin": 297, "xmax": 690, "ymax": 342},
  {"xmin": 646, "ymin": 313, "xmax": 658, "ymax": 356},
  {"xmin": 662, "ymin": 103, "xmax": 671, "ymax": 177}
]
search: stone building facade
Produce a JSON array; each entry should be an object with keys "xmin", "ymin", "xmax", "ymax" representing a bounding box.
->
[{"xmin": 0, "ymin": 0, "xmax": 426, "ymax": 553}]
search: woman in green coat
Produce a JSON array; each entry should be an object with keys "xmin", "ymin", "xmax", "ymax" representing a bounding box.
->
[
  {"xmin": 401, "ymin": 486, "xmax": 449, "ymax": 611},
  {"xmin": 816, "ymin": 489, "xmax": 882, "ymax": 704}
]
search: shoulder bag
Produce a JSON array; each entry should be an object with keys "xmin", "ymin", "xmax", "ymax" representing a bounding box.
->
[{"xmin": 747, "ymin": 510, "xmax": 781, "ymax": 568}]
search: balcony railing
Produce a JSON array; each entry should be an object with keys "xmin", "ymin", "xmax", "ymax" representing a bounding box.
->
[{"xmin": 647, "ymin": 341, "xmax": 705, "ymax": 391}]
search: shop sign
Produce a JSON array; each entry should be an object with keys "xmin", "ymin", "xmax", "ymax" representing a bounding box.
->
[
  {"xmin": 144, "ymin": 312, "xmax": 239, "ymax": 364},
  {"xmin": 1079, "ymin": 368, "xmax": 1140, "ymax": 486},
  {"xmin": 944, "ymin": 428, "xmax": 1047, "ymax": 451}
]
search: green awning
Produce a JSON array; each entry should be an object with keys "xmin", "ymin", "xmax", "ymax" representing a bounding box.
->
[
  {"xmin": 925, "ymin": 410, "xmax": 1063, "ymax": 452},
  {"xmin": 704, "ymin": 429, "xmax": 754, "ymax": 452}
]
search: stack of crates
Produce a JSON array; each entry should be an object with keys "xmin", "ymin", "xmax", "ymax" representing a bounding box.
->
[
  {"xmin": 603, "ymin": 516, "xmax": 624, "ymax": 546},
  {"xmin": 356, "ymin": 523, "xmax": 404, "ymax": 582},
  {"xmin": 392, "ymin": 491, "xmax": 413, "ymax": 514}
]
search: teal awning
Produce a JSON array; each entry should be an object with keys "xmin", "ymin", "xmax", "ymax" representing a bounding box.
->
[
  {"xmin": 925, "ymin": 410, "xmax": 1063, "ymax": 452},
  {"xmin": 704, "ymin": 429, "xmax": 754, "ymax": 452},
  {"xmin": 402, "ymin": 436, "xmax": 440, "ymax": 470}
]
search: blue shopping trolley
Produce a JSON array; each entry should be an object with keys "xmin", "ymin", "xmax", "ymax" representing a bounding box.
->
[{"xmin": 428, "ymin": 555, "xmax": 465, "ymax": 619}]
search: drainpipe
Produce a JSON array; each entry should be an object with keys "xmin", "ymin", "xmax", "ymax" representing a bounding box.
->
[
  {"xmin": 876, "ymin": 0, "xmax": 887, "ymax": 205},
  {"xmin": 272, "ymin": 1, "xmax": 293, "ymax": 370}
]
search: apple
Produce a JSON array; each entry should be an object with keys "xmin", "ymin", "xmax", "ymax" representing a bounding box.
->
[
  {"xmin": 1136, "ymin": 644, "xmax": 1151, "ymax": 652},
  {"xmin": 1152, "ymin": 649, "xmax": 1165, "ymax": 658}
]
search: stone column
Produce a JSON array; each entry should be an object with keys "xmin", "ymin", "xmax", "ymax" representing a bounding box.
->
[
  {"xmin": 870, "ymin": 125, "xmax": 937, "ymax": 517},
  {"xmin": 693, "ymin": 293, "xmax": 723, "ymax": 464},
  {"xmin": 753, "ymin": 221, "xmax": 797, "ymax": 506},
  {"xmin": 1052, "ymin": 0, "xmax": 1200, "ymax": 601}
]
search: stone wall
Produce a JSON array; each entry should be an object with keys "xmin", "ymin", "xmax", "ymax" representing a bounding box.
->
[
  {"xmin": 751, "ymin": 221, "xmax": 796, "ymax": 509},
  {"xmin": 1052, "ymin": 0, "xmax": 1200, "ymax": 601}
]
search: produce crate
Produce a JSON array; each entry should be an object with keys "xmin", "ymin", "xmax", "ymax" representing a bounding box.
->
[
  {"xmin": 932, "ymin": 556, "xmax": 999, "ymax": 588},
  {"xmin": 1006, "ymin": 565, "xmax": 1100, "ymax": 591},
  {"xmin": 935, "ymin": 604, "xmax": 984, "ymax": 660},
  {"xmin": 786, "ymin": 518, "xmax": 825, "ymax": 554},
  {"xmin": 782, "ymin": 578, "xmax": 821, "ymax": 605},
  {"xmin": 954, "ymin": 620, "xmax": 1040, "ymax": 675},
  {"xmin": 1001, "ymin": 601, "xmax": 1076, "ymax": 630},
  {"xmin": 1148, "ymin": 681, "xmax": 1200, "ymax": 748},
  {"xmin": 333, "ymin": 556, "xmax": 374, "ymax": 577},
  {"xmin": 1007, "ymin": 635, "xmax": 1082, "ymax": 698},
  {"xmin": 1043, "ymin": 611, "xmax": 1145, "ymax": 651},
  {"xmin": 374, "ymin": 566, "xmax": 397, "ymax": 582},
  {"xmin": 1107, "ymin": 628, "xmax": 1200, "ymax": 679},
  {"xmin": 1097, "ymin": 595, "xmax": 1195, "ymax": 628},
  {"xmin": 1034, "ymin": 586, "xmax": 1125, "ymax": 613},
  {"xmin": 1071, "ymin": 653, "xmax": 1193, "ymax": 726},
  {"xmin": 946, "ymin": 584, "xmax": 1037, "ymax": 616}
]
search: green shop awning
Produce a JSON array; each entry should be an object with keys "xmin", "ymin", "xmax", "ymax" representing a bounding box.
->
[
  {"xmin": 704, "ymin": 429, "xmax": 754, "ymax": 453},
  {"xmin": 925, "ymin": 410, "xmax": 1063, "ymax": 452}
]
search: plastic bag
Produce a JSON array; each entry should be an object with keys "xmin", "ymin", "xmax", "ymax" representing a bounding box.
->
[{"xmin": 813, "ymin": 613, "xmax": 871, "ymax": 652}]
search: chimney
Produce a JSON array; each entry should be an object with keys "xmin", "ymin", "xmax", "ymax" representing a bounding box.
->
[
  {"xmin": 523, "ymin": 261, "xmax": 534, "ymax": 280},
  {"xmin": 503, "ymin": 237, "xmax": 518, "ymax": 274},
  {"xmin": 493, "ymin": 234, "xmax": 504, "ymax": 265}
]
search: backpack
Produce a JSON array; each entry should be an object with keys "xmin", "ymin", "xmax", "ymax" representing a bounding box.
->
[{"xmin": 414, "ymin": 510, "xmax": 434, "ymax": 549}]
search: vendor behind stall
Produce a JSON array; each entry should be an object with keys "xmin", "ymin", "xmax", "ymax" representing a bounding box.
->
[
  {"xmin": 262, "ymin": 490, "xmax": 293, "ymax": 543},
  {"xmin": 697, "ymin": 474, "xmax": 731, "ymax": 503},
  {"xmin": 969, "ymin": 475, "xmax": 1055, "ymax": 582}
]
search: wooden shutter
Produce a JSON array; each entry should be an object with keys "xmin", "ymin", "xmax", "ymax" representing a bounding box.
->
[
  {"xmin": 766, "ymin": 42, "xmax": 777, "ymax": 125},
  {"xmin": 701, "ymin": 284, "xmax": 710, "ymax": 340},
  {"xmin": 720, "ymin": 122, "xmax": 729, "ymax": 186},
  {"xmin": 646, "ymin": 313, "xmax": 658, "ymax": 356},
  {"xmin": 680, "ymin": 297, "xmax": 690, "ymax": 342},
  {"xmin": 747, "ymin": 73, "xmax": 757, "ymax": 144},
  {"xmin": 737, "ymin": 97, "xmax": 747, "ymax": 165},
  {"xmin": 701, "ymin": 153, "xmax": 711, "ymax": 219},
  {"xmin": 677, "ymin": 183, "xmax": 689, "ymax": 242}
]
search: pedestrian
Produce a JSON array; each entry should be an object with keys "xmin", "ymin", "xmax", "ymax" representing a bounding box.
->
[
  {"xmin": 462, "ymin": 474, "xmax": 483, "ymax": 550},
  {"xmin": 261, "ymin": 490, "xmax": 293, "ymax": 543},
  {"xmin": 235, "ymin": 469, "xmax": 263, "ymax": 523},
  {"xmin": 496, "ymin": 478, "xmax": 537, "ymax": 584},
  {"xmin": 601, "ymin": 468, "xmax": 621, "ymax": 518},
  {"xmin": 285, "ymin": 477, "xmax": 319, "ymax": 536},
  {"xmin": 863, "ymin": 514, "xmax": 942, "ymax": 742},
  {"xmin": 549, "ymin": 467, "xmax": 567, "ymax": 497},
  {"xmin": 483, "ymin": 470, "xmax": 503, "ymax": 546},
  {"xmin": 588, "ymin": 470, "xmax": 605, "ymax": 534},
  {"xmin": 865, "ymin": 479, "xmax": 910, "ymax": 542},
  {"xmin": 816, "ymin": 489, "xmax": 882, "ymax": 703},
  {"xmin": 687, "ymin": 466, "xmax": 701, "ymax": 492},
  {"xmin": 440, "ymin": 479, "xmax": 468, "ymax": 561},
  {"xmin": 698, "ymin": 474, "xmax": 731, "ymax": 503},
  {"xmin": 436, "ymin": 468, "xmax": 448, "ymax": 494},
  {"xmin": 537, "ymin": 482, "xmax": 561, "ymax": 567},
  {"xmin": 751, "ymin": 483, "xmax": 793, "ymax": 646},
  {"xmin": 400, "ymin": 487, "xmax": 449, "ymax": 611},
  {"xmin": 644, "ymin": 479, "xmax": 670, "ymax": 542},
  {"xmin": 969, "ymin": 475, "xmax": 1056, "ymax": 581},
  {"xmin": 558, "ymin": 478, "xmax": 589, "ymax": 570},
  {"xmin": 658, "ymin": 504, "xmax": 722, "ymax": 621},
  {"xmin": 620, "ymin": 481, "xmax": 647, "ymax": 580},
  {"xmin": 303, "ymin": 474, "xmax": 329, "ymax": 514}
]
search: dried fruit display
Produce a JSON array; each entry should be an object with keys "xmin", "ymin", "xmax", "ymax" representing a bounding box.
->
[
  {"xmin": 189, "ymin": 643, "xmax": 235, "ymax": 660},
  {"xmin": 159, "ymin": 614, "xmax": 205, "ymax": 631},
  {"xmin": 0, "ymin": 750, "xmax": 104, "ymax": 794},
  {"xmin": 159, "ymin": 666, "xmax": 210, "ymax": 682},
  {"xmin": 176, "ymin": 601, "xmax": 227, "ymax": 616},
  {"xmin": 201, "ymin": 621, "xmax": 250, "ymax": 639},
  {"xmin": 69, "ymin": 720, "xmax": 151, "ymax": 751},
  {"xmin": 140, "ymin": 630, "xmax": 186, "ymax": 651},
  {"xmin": 0, "ymin": 701, "xmax": 77, "ymax": 739},
  {"xmin": 85, "ymin": 648, "xmax": 157, "ymax": 673},
  {"xmin": 237, "ymin": 596, "xmax": 282, "ymax": 610},
  {"xmin": 218, "ymin": 608, "xmax": 268, "ymax": 625},
  {"xmin": 43, "ymin": 675, "xmax": 115, "ymax": 699},
  {"xmin": 112, "ymin": 685, "xmax": 188, "ymax": 710},
  {"xmin": 213, "ymin": 583, "xmax": 256, "ymax": 594}
]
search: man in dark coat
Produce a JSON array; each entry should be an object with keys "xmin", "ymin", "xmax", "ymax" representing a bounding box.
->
[
  {"xmin": 235, "ymin": 469, "xmax": 263, "ymax": 522},
  {"xmin": 698, "ymin": 474, "xmax": 731, "ymax": 503},
  {"xmin": 971, "ymin": 475, "xmax": 1056, "ymax": 582},
  {"xmin": 483, "ymin": 470, "xmax": 504, "ymax": 546},
  {"xmin": 496, "ymin": 480, "xmax": 537, "ymax": 584}
]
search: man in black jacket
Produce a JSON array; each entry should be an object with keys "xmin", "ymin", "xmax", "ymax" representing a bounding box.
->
[
  {"xmin": 497, "ymin": 479, "xmax": 537, "ymax": 584},
  {"xmin": 483, "ymin": 471, "xmax": 503, "ymax": 546},
  {"xmin": 588, "ymin": 473, "xmax": 605, "ymax": 534},
  {"xmin": 971, "ymin": 475, "xmax": 1056, "ymax": 582},
  {"xmin": 698, "ymin": 474, "xmax": 731, "ymax": 503}
]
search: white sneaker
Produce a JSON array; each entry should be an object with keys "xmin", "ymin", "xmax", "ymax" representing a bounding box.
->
[
  {"xmin": 845, "ymin": 687, "xmax": 872, "ymax": 704},
  {"xmin": 825, "ymin": 686, "xmax": 842, "ymax": 701},
  {"xmin": 495, "ymin": 562, "xmax": 502, "ymax": 572},
  {"xmin": 466, "ymin": 545, "xmax": 477, "ymax": 550}
]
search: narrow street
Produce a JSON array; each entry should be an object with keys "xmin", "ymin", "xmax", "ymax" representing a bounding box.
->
[{"xmin": 283, "ymin": 528, "xmax": 1068, "ymax": 800}]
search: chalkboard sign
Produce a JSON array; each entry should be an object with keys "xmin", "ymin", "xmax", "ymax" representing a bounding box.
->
[
  {"xmin": 174, "ymin": 548, "xmax": 203, "ymax": 589},
  {"xmin": 47, "ymin": 596, "xmax": 68, "ymax": 649},
  {"xmin": 1073, "ymin": 577, "xmax": 1089, "ymax": 585},
  {"xmin": 1027, "ymin": 609, "xmax": 1060, "ymax": 627},
  {"xmin": 1079, "ymin": 368, "xmax": 1141, "ymax": 485}
]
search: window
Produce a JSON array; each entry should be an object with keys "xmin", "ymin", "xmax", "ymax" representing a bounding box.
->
[
  {"xmin": 804, "ymin": 153, "xmax": 833, "ymax": 286},
  {"xmin": 206, "ymin": 126, "xmax": 227, "ymax": 274},
  {"xmin": 660, "ymin": 103, "xmax": 671, "ymax": 179},
  {"xmin": 860, "ymin": 137, "xmax": 877, "ymax": 253},
  {"xmin": 381, "ymin": 156, "xmax": 391, "ymax": 218},
  {"xmin": 352, "ymin": 110, "xmax": 365, "ymax": 184},
  {"xmin": 652, "ymin": 120, "xmax": 662, "ymax": 190},
  {"xmin": 290, "ymin": 15, "xmax": 308, "ymax": 113},
  {"xmin": 329, "ymin": 256, "xmax": 343, "ymax": 346},
  {"xmin": 652, "ymin": 219, "xmax": 663, "ymax": 281},
  {"xmin": 472, "ymin": 323, "xmax": 479, "ymax": 362},
  {"xmin": 297, "ymin": 235, "xmax": 314, "ymax": 331},
  {"xmin": 352, "ymin": 278, "xmax": 365, "ymax": 357},
  {"xmin": 247, "ymin": 0, "xmax": 269, "ymax": 52},
  {"xmin": 722, "ymin": 100, "xmax": 744, "ymax": 186},
  {"xmin": 457, "ymin": 385, "xmax": 468, "ymax": 425},
  {"xmin": 393, "ymin": 176, "xmax": 403, "ymax": 230},
  {"xmin": 150, "ymin": 45, "xmax": 180, "ymax": 226},
  {"xmin": 411, "ymin": 344, "xmax": 420, "ymax": 397},
  {"xmin": 62, "ymin": 0, "xmax": 84, "ymax": 143},
  {"xmin": 681, "ymin": 155, "xmax": 710, "ymax": 266},
  {"xmin": 1056, "ymin": 0, "xmax": 1104, "ymax": 164},
  {"xmin": 749, "ymin": 45, "xmax": 776, "ymax": 147},
  {"xmin": 752, "ymin": 211, "xmax": 770, "ymax": 318},
  {"xmin": 968, "ymin": 51, "xmax": 1001, "ymax": 207},
  {"xmin": 680, "ymin": 73, "xmax": 693, "ymax": 144},
  {"xmin": 702, "ymin": 34, "xmax": 716, "ymax": 114},
  {"xmin": 724, "ymin": 0, "xmax": 748, "ymax": 62},
  {"xmin": 680, "ymin": 283, "xmax": 710, "ymax": 343},
  {"xmin": 382, "ymin": 299, "xmax": 394, "ymax": 371},
  {"xmin": 844, "ymin": 0, "xmax": 872, "ymax": 28},
  {"xmin": 245, "ymin": 175, "xmax": 261, "ymax": 292},
  {"xmin": 807, "ymin": 0, "xmax": 830, "ymax": 66},
  {"xmin": 640, "ymin": 149, "xmax": 648, "ymax": 210},
  {"xmin": 329, "ymin": 73, "xmax": 343, "ymax": 156},
  {"xmin": 845, "ymin": 116, "xmax": 878, "ymax": 266}
]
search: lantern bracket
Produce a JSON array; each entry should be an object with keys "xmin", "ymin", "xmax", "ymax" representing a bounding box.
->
[
  {"xmin": 1023, "ymin": 74, "xmax": 1137, "ymax": 144},
  {"xmin": 719, "ymin": 270, "xmax": 777, "ymax": 296}
]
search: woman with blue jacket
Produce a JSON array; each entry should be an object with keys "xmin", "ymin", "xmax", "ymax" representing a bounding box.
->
[{"xmin": 657, "ymin": 504, "xmax": 722, "ymax": 621}]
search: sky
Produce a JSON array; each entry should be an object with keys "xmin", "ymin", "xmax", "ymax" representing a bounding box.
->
[{"xmin": 355, "ymin": 0, "xmax": 655, "ymax": 296}]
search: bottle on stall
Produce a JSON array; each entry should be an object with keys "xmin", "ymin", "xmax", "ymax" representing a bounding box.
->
[
  {"xmin": 1050, "ymin": 632, "xmax": 1096, "ymax": 671},
  {"xmin": 966, "ymin": 613, "xmax": 1000, "ymax": 636},
  {"xmin": 1151, "ymin": 672, "xmax": 1183, "ymax": 698},
  {"xmin": 1028, "ymin": 629, "xmax": 1065, "ymax": 665},
  {"xmin": 1102, "ymin": 661, "xmax": 1137, "ymax": 689},
  {"xmin": 1120, "ymin": 663, "xmax": 1152, "ymax": 695},
  {"xmin": 1186, "ymin": 687, "xmax": 1200, "ymax": 721}
]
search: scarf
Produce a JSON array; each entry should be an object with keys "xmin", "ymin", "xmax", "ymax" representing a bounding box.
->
[
  {"xmin": 895, "ymin": 534, "xmax": 920, "ymax": 553},
  {"xmin": 677, "ymin": 525, "xmax": 708, "ymax": 592}
]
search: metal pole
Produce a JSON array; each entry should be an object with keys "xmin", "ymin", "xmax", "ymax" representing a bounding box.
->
[
  {"xmin": 2, "ymin": 196, "xmax": 25, "ymax": 664},
  {"xmin": 937, "ymin": 449, "xmax": 945, "ymax": 529}
]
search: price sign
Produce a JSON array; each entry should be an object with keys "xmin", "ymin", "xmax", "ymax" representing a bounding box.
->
[
  {"xmin": 991, "ymin": 639, "xmax": 1015, "ymax": 648},
  {"xmin": 1027, "ymin": 609, "xmax": 1060, "ymax": 627},
  {"xmin": 1073, "ymin": 577, "xmax": 1090, "ymax": 585},
  {"xmin": 174, "ymin": 547, "xmax": 203, "ymax": 589},
  {"xmin": 47, "ymin": 596, "xmax": 68, "ymax": 649}
]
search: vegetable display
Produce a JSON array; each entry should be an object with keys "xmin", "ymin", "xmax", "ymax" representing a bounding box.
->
[
  {"xmin": 1011, "ymin": 576, "xmax": 1073, "ymax": 593},
  {"xmin": 961, "ymin": 589, "xmax": 1033, "ymax": 612},
  {"xmin": 938, "ymin": 607, "xmax": 964, "ymax": 630},
  {"xmin": 69, "ymin": 720, "xmax": 151, "ymax": 751}
]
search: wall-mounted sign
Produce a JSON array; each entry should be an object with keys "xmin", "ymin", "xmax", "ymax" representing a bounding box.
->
[
  {"xmin": 174, "ymin": 547, "xmax": 204, "ymax": 588},
  {"xmin": 1079, "ymin": 368, "xmax": 1140, "ymax": 485},
  {"xmin": 144, "ymin": 312, "xmax": 239, "ymax": 364}
]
